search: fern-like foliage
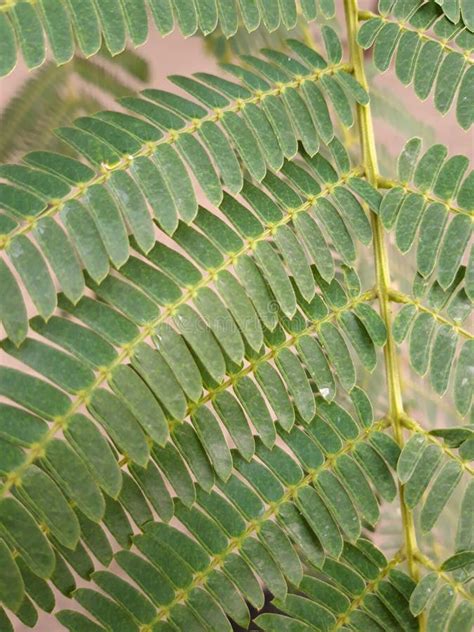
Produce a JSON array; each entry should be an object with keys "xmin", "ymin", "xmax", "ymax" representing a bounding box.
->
[
  {"xmin": 0, "ymin": 0, "xmax": 334, "ymax": 76},
  {"xmin": 358, "ymin": 0, "xmax": 473, "ymax": 130},
  {"xmin": 0, "ymin": 1, "xmax": 472, "ymax": 631}
]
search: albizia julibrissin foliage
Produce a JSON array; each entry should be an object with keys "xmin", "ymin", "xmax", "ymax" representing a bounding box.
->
[{"xmin": 0, "ymin": 0, "xmax": 472, "ymax": 630}]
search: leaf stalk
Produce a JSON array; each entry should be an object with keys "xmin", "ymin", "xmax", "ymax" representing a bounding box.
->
[{"xmin": 343, "ymin": 0, "xmax": 422, "ymax": 603}]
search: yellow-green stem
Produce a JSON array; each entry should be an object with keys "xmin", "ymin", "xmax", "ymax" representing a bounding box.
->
[{"xmin": 342, "ymin": 0, "xmax": 421, "ymax": 592}]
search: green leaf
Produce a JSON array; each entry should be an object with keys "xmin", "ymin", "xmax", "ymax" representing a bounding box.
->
[
  {"xmin": 395, "ymin": 30, "xmax": 421, "ymax": 85},
  {"xmin": 409, "ymin": 572, "xmax": 438, "ymax": 616},
  {"xmin": 192, "ymin": 407, "xmax": 233, "ymax": 482},
  {"xmin": 173, "ymin": 306, "xmax": 226, "ymax": 383},
  {"xmin": 319, "ymin": 322, "xmax": 356, "ymax": 391},
  {"xmin": 457, "ymin": 66, "xmax": 474, "ymax": 130},
  {"xmin": 0, "ymin": 539, "xmax": 24, "ymax": 612},
  {"xmin": 88, "ymin": 388, "xmax": 150, "ymax": 467},
  {"xmin": 107, "ymin": 171, "xmax": 155, "ymax": 254},
  {"xmin": 0, "ymin": 367, "xmax": 70, "ymax": 419},
  {"xmin": 454, "ymin": 340, "xmax": 473, "ymax": 416},
  {"xmin": 405, "ymin": 444, "xmax": 442, "ymax": 509},
  {"xmin": 441, "ymin": 551, "xmax": 474, "ymax": 571},
  {"xmin": 84, "ymin": 185, "xmax": 129, "ymax": 268},
  {"xmin": 437, "ymin": 214, "xmax": 472, "ymax": 289},
  {"xmin": 93, "ymin": 0, "xmax": 126, "ymax": 55},
  {"xmin": 0, "ymin": 13, "xmax": 16, "ymax": 77},
  {"xmin": 262, "ymin": 95, "xmax": 298, "ymax": 159},
  {"xmin": 242, "ymin": 537, "xmax": 287, "ymax": 601},
  {"xmin": 234, "ymin": 377, "xmax": 276, "ymax": 448},
  {"xmin": 302, "ymin": 82, "xmax": 333, "ymax": 144},
  {"xmin": 317, "ymin": 469, "xmax": 361, "ymax": 541},
  {"xmin": 168, "ymin": 431, "xmax": 211, "ymax": 499},
  {"xmin": 417, "ymin": 202, "xmax": 448, "ymax": 278},
  {"xmin": 316, "ymin": 198, "xmax": 356, "ymax": 264},
  {"xmin": 62, "ymin": 200, "xmax": 109, "ymax": 284},
  {"xmin": 42, "ymin": 438, "xmax": 105, "ymax": 523},
  {"xmin": 0, "ymin": 259, "xmax": 27, "ymax": 346},
  {"xmin": 76, "ymin": 510, "xmax": 112, "ymax": 566},
  {"xmin": 115, "ymin": 549, "xmax": 175, "ymax": 606},
  {"xmin": 353, "ymin": 443, "xmax": 397, "ymax": 502},
  {"xmin": 434, "ymin": 53, "xmax": 465, "ymax": 115},
  {"xmin": 297, "ymin": 335, "xmax": 336, "ymax": 401},
  {"xmin": 395, "ymin": 193, "xmax": 425, "ymax": 254},
  {"xmin": 130, "ymin": 460, "xmax": 173, "ymax": 522},
  {"xmin": 130, "ymin": 157, "xmax": 178, "ymax": 236},
  {"xmin": 322, "ymin": 25, "xmax": 342, "ymax": 63},
  {"xmin": 429, "ymin": 325, "xmax": 457, "ymax": 395},
  {"xmin": 3, "ymin": 337, "xmax": 94, "ymax": 394},
  {"xmin": 398, "ymin": 137, "xmax": 422, "ymax": 183},
  {"xmin": 427, "ymin": 584, "xmax": 456, "ymax": 632},
  {"xmin": 333, "ymin": 186, "xmax": 372, "ymax": 246},
  {"xmin": 73, "ymin": 587, "xmax": 137, "ymax": 632},
  {"xmin": 16, "ymin": 465, "xmax": 80, "ymax": 549},
  {"xmin": 0, "ymin": 498, "xmax": 54, "ymax": 578},
  {"xmin": 397, "ymin": 434, "xmax": 426, "ymax": 484},
  {"xmin": 38, "ymin": 0, "xmax": 74, "ymax": 64},
  {"xmin": 336, "ymin": 454, "xmax": 380, "ymax": 525},
  {"xmin": 109, "ymin": 365, "xmax": 169, "ymax": 445},
  {"xmin": 177, "ymin": 134, "xmax": 222, "ymax": 205},
  {"xmin": 34, "ymin": 218, "xmax": 84, "ymax": 303},
  {"xmin": 357, "ymin": 18, "xmax": 383, "ymax": 48},
  {"xmin": 214, "ymin": 392, "xmax": 255, "ymax": 461},
  {"xmin": 297, "ymin": 486, "xmax": 343, "ymax": 557},
  {"xmin": 93, "ymin": 570, "xmax": 154, "ymax": 624},
  {"xmin": 420, "ymin": 461, "xmax": 463, "ymax": 532},
  {"xmin": 300, "ymin": 574, "xmax": 350, "ymax": 613},
  {"xmin": 216, "ymin": 271, "xmax": 263, "ymax": 352},
  {"xmin": 256, "ymin": 362, "xmax": 295, "ymax": 431},
  {"xmin": 153, "ymin": 323, "xmax": 203, "ymax": 402},
  {"xmin": 223, "ymin": 553, "xmax": 265, "ymax": 609},
  {"xmin": 131, "ymin": 342, "xmax": 187, "ymax": 421},
  {"xmin": 276, "ymin": 348, "xmax": 316, "ymax": 422},
  {"xmin": 193, "ymin": 288, "xmax": 244, "ymax": 364},
  {"xmin": 447, "ymin": 602, "xmax": 474, "ymax": 632},
  {"xmin": 254, "ymin": 240, "xmax": 297, "ymax": 318},
  {"xmin": 198, "ymin": 121, "xmax": 243, "ymax": 194},
  {"xmin": 374, "ymin": 22, "xmax": 401, "ymax": 72},
  {"xmin": 275, "ymin": 226, "xmax": 315, "ymax": 302},
  {"xmin": 380, "ymin": 187, "xmax": 404, "ymax": 229},
  {"xmin": 259, "ymin": 520, "xmax": 303, "ymax": 586},
  {"xmin": 339, "ymin": 310, "xmax": 377, "ymax": 372},
  {"xmin": 64, "ymin": 0, "xmax": 101, "ymax": 57},
  {"xmin": 222, "ymin": 112, "xmax": 267, "ymax": 181},
  {"xmin": 354, "ymin": 304, "xmax": 386, "ymax": 346},
  {"xmin": 11, "ymin": 2, "xmax": 45, "ymax": 69},
  {"xmin": 8, "ymin": 235, "xmax": 56, "ymax": 320},
  {"xmin": 274, "ymin": 594, "xmax": 336, "ymax": 629},
  {"xmin": 409, "ymin": 313, "xmax": 436, "ymax": 376},
  {"xmin": 293, "ymin": 213, "xmax": 335, "ymax": 283},
  {"xmin": 153, "ymin": 440, "xmax": 197, "ymax": 506},
  {"xmin": 153, "ymin": 144, "xmax": 197, "ymax": 223}
]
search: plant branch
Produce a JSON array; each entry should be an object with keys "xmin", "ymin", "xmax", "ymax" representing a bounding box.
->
[
  {"xmin": 414, "ymin": 551, "xmax": 474, "ymax": 603},
  {"xmin": 343, "ymin": 0, "xmax": 421, "ymax": 588},
  {"xmin": 0, "ymin": 61, "xmax": 352, "ymax": 251},
  {"xmin": 377, "ymin": 177, "xmax": 473, "ymax": 219},
  {"xmin": 154, "ymin": 417, "xmax": 391, "ymax": 623},
  {"xmin": 177, "ymin": 289, "xmax": 376, "ymax": 432},
  {"xmin": 400, "ymin": 414, "xmax": 474, "ymax": 475},
  {"xmin": 357, "ymin": 10, "xmax": 474, "ymax": 63},
  {"xmin": 0, "ymin": 170, "xmax": 364, "ymax": 498},
  {"xmin": 388, "ymin": 289, "xmax": 473, "ymax": 340},
  {"xmin": 332, "ymin": 549, "xmax": 406, "ymax": 630}
]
